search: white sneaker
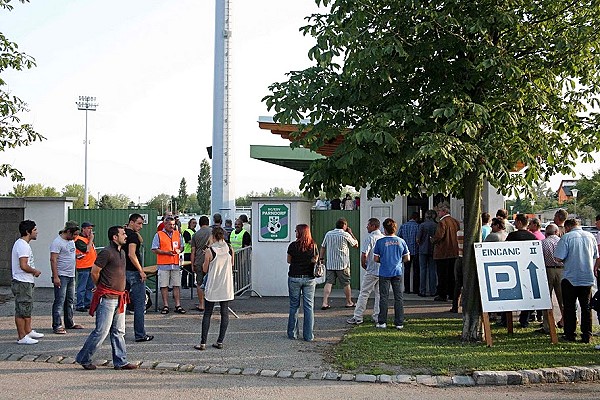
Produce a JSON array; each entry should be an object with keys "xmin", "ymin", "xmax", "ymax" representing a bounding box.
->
[
  {"xmin": 395, "ymin": 325, "xmax": 404, "ymax": 330},
  {"xmin": 375, "ymin": 323, "xmax": 387, "ymax": 329},
  {"xmin": 347, "ymin": 317, "xmax": 363, "ymax": 325},
  {"xmin": 17, "ymin": 335, "xmax": 38, "ymax": 345},
  {"xmin": 28, "ymin": 330, "xmax": 44, "ymax": 339}
]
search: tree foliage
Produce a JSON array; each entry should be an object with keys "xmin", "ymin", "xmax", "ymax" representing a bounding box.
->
[
  {"xmin": 8, "ymin": 183, "xmax": 57, "ymax": 197},
  {"xmin": 264, "ymin": 0, "xmax": 600, "ymax": 341},
  {"xmin": 236, "ymin": 187, "xmax": 303, "ymax": 207},
  {"xmin": 98, "ymin": 193, "xmax": 131, "ymax": 209},
  {"xmin": 177, "ymin": 178, "xmax": 188, "ymax": 213},
  {"xmin": 1, "ymin": 0, "xmax": 45, "ymax": 182},
  {"xmin": 575, "ymin": 170, "xmax": 600, "ymax": 214},
  {"xmin": 62, "ymin": 183, "xmax": 96, "ymax": 209},
  {"xmin": 146, "ymin": 193, "xmax": 171, "ymax": 215},
  {"xmin": 196, "ymin": 158, "xmax": 211, "ymax": 215}
]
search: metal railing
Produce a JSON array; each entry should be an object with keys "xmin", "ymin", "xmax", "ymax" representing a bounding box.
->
[{"xmin": 233, "ymin": 246, "xmax": 261, "ymax": 297}]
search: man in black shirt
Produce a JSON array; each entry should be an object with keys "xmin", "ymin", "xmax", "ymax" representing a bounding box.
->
[{"xmin": 124, "ymin": 213, "xmax": 153, "ymax": 342}]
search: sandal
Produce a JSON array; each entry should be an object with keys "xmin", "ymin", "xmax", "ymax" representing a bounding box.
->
[
  {"xmin": 53, "ymin": 327, "xmax": 67, "ymax": 334},
  {"xmin": 174, "ymin": 306, "xmax": 186, "ymax": 314},
  {"xmin": 195, "ymin": 305, "xmax": 205, "ymax": 312},
  {"xmin": 212, "ymin": 343, "xmax": 223, "ymax": 349},
  {"xmin": 66, "ymin": 324, "xmax": 84, "ymax": 329},
  {"xmin": 161, "ymin": 306, "xmax": 169, "ymax": 314},
  {"xmin": 194, "ymin": 344, "xmax": 206, "ymax": 351}
]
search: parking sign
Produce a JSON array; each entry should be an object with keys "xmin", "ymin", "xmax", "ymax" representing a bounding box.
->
[{"xmin": 475, "ymin": 241, "xmax": 552, "ymax": 312}]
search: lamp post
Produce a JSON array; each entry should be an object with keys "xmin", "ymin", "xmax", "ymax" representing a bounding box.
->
[
  {"xmin": 571, "ymin": 188, "xmax": 579, "ymax": 217},
  {"xmin": 76, "ymin": 96, "xmax": 98, "ymax": 209}
]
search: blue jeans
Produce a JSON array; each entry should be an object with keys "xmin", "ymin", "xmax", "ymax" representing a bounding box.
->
[
  {"xmin": 52, "ymin": 275, "xmax": 75, "ymax": 331},
  {"xmin": 76, "ymin": 268, "xmax": 94, "ymax": 309},
  {"xmin": 378, "ymin": 276, "xmax": 404, "ymax": 326},
  {"xmin": 419, "ymin": 254, "xmax": 437, "ymax": 296},
  {"xmin": 76, "ymin": 297, "xmax": 128, "ymax": 367},
  {"xmin": 126, "ymin": 270, "xmax": 147, "ymax": 340},
  {"xmin": 287, "ymin": 276, "xmax": 316, "ymax": 341}
]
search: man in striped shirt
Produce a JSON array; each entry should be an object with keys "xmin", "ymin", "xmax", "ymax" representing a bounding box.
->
[{"xmin": 319, "ymin": 218, "xmax": 358, "ymax": 309}]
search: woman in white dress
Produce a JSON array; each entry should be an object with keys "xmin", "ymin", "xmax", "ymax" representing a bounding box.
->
[{"xmin": 194, "ymin": 227, "xmax": 234, "ymax": 350}]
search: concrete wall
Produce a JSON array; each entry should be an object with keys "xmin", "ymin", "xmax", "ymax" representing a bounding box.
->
[
  {"xmin": 24, "ymin": 198, "xmax": 73, "ymax": 288},
  {"xmin": 251, "ymin": 198, "xmax": 313, "ymax": 296},
  {"xmin": 0, "ymin": 198, "xmax": 26, "ymax": 285}
]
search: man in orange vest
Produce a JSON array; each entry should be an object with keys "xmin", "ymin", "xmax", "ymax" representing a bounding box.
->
[
  {"xmin": 151, "ymin": 216, "xmax": 185, "ymax": 314},
  {"xmin": 75, "ymin": 222, "xmax": 97, "ymax": 312}
]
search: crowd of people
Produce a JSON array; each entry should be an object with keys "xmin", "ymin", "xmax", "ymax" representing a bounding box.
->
[
  {"xmin": 286, "ymin": 204, "xmax": 600, "ymax": 348},
  {"xmin": 10, "ymin": 211, "xmax": 250, "ymax": 369},
  {"xmin": 9, "ymin": 204, "xmax": 600, "ymax": 368}
]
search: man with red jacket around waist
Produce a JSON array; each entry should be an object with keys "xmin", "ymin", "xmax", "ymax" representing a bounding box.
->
[{"xmin": 75, "ymin": 226, "xmax": 137, "ymax": 371}]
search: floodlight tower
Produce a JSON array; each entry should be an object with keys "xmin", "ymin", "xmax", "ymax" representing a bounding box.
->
[
  {"xmin": 76, "ymin": 96, "xmax": 98, "ymax": 209},
  {"xmin": 211, "ymin": 0, "xmax": 235, "ymax": 219}
]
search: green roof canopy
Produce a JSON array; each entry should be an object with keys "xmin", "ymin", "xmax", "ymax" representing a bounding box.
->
[{"xmin": 250, "ymin": 145, "xmax": 324, "ymax": 172}]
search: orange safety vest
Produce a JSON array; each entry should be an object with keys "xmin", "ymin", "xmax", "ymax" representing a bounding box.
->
[
  {"xmin": 156, "ymin": 230, "xmax": 181, "ymax": 265},
  {"xmin": 75, "ymin": 235, "xmax": 97, "ymax": 269}
]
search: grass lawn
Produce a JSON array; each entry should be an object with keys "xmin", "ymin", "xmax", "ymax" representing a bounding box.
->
[{"xmin": 333, "ymin": 317, "xmax": 600, "ymax": 376}]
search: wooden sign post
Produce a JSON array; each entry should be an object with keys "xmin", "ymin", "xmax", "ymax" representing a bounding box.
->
[{"xmin": 475, "ymin": 241, "xmax": 556, "ymax": 346}]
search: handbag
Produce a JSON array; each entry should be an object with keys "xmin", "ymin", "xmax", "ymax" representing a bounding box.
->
[{"xmin": 314, "ymin": 260, "xmax": 325, "ymax": 278}]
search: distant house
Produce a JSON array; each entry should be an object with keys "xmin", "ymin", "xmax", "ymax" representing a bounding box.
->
[{"xmin": 557, "ymin": 179, "xmax": 578, "ymax": 204}]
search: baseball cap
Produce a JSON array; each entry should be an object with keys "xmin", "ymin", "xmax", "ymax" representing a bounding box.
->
[{"xmin": 81, "ymin": 222, "xmax": 95, "ymax": 228}]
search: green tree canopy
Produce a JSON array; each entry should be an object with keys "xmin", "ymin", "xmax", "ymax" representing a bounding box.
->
[
  {"xmin": 98, "ymin": 193, "xmax": 131, "ymax": 209},
  {"xmin": 8, "ymin": 183, "xmax": 56, "ymax": 197},
  {"xmin": 177, "ymin": 178, "xmax": 188, "ymax": 213},
  {"xmin": 147, "ymin": 193, "xmax": 171, "ymax": 215},
  {"xmin": 62, "ymin": 183, "xmax": 96, "ymax": 209},
  {"xmin": 196, "ymin": 159, "xmax": 211, "ymax": 215},
  {"xmin": 1, "ymin": 0, "xmax": 45, "ymax": 182},
  {"xmin": 264, "ymin": 0, "xmax": 600, "ymax": 341},
  {"xmin": 575, "ymin": 170, "xmax": 600, "ymax": 215}
]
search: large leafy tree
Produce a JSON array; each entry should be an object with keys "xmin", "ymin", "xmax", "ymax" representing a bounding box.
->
[
  {"xmin": 264, "ymin": 0, "xmax": 600, "ymax": 341},
  {"xmin": 147, "ymin": 193, "xmax": 171, "ymax": 215},
  {"xmin": 1, "ymin": 0, "xmax": 44, "ymax": 182},
  {"xmin": 196, "ymin": 159, "xmax": 211, "ymax": 215}
]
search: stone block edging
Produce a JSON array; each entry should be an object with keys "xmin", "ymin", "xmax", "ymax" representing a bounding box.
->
[{"xmin": 3, "ymin": 353, "xmax": 600, "ymax": 386}]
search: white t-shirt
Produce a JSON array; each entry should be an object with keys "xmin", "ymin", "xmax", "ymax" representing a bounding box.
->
[
  {"xmin": 12, "ymin": 238, "xmax": 36, "ymax": 283},
  {"xmin": 49, "ymin": 236, "xmax": 76, "ymax": 277},
  {"xmin": 361, "ymin": 229, "xmax": 384, "ymax": 275}
]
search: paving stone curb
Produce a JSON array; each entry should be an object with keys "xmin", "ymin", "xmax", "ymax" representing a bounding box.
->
[{"xmin": 3, "ymin": 353, "xmax": 600, "ymax": 386}]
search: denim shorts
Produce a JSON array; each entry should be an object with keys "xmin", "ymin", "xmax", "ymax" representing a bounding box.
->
[
  {"xmin": 11, "ymin": 280, "xmax": 34, "ymax": 318},
  {"xmin": 325, "ymin": 267, "xmax": 351, "ymax": 287}
]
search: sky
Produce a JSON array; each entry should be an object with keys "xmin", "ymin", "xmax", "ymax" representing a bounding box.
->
[
  {"xmin": 0, "ymin": 0, "xmax": 321, "ymax": 202},
  {"xmin": 1, "ymin": 0, "xmax": 598, "ymax": 203}
]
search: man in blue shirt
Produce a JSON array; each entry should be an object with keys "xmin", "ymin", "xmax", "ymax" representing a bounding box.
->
[
  {"xmin": 554, "ymin": 218, "xmax": 598, "ymax": 343},
  {"xmin": 374, "ymin": 218, "xmax": 410, "ymax": 330}
]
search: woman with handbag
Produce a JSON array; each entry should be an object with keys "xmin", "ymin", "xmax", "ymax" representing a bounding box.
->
[
  {"xmin": 287, "ymin": 224, "xmax": 319, "ymax": 341},
  {"xmin": 194, "ymin": 227, "xmax": 234, "ymax": 350}
]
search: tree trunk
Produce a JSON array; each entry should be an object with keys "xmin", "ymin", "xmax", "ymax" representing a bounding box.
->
[{"xmin": 461, "ymin": 172, "xmax": 483, "ymax": 342}]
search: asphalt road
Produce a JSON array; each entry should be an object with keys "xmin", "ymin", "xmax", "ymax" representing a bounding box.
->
[{"xmin": 2, "ymin": 361, "xmax": 599, "ymax": 400}]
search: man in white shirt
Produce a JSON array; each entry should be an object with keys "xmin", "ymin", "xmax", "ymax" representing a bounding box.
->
[
  {"xmin": 347, "ymin": 218, "xmax": 384, "ymax": 325},
  {"xmin": 319, "ymin": 218, "xmax": 358, "ymax": 309},
  {"xmin": 11, "ymin": 220, "xmax": 43, "ymax": 345}
]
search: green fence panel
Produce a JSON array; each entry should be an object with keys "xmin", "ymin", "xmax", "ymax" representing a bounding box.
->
[
  {"xmin": 67, "ymin": 209, "xmax": 158, "ymax": 267},
  {"xmin": 310, "ymin": 210, "xmax": 361, "ymax": 289}
]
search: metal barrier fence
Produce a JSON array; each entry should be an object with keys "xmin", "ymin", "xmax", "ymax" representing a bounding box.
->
[{"xmin": 233, "ymin": 246, "xmax": 261, "ymax": 297}]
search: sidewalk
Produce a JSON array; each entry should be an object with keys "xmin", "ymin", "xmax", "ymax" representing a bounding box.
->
[{"xmin": 0, "ymin": 286, "xmax": 454, "ymax": 372}]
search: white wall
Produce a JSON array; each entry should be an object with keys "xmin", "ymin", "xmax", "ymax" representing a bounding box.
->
[
  {"xmin": 24, "ymin": 198, "xmax": 73, "ymax": 288},
  {"xmin": 251, "ymin": 198, "xmax": 312, "ymax": 296}
]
